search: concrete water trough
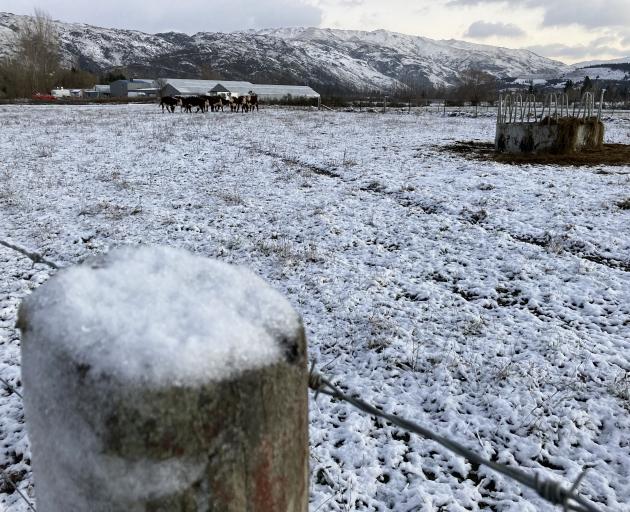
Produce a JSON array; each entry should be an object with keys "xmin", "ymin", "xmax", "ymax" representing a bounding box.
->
[{"xmin": 495, "ymin": 93, "xmax": 605, "ymax": 155}]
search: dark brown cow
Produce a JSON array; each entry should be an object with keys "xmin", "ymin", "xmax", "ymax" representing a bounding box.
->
[
  {"xmin": 234, "ymin": 95, "xmax": 248, "ymax": 113},
  {"xmin": 205, "ymin": 95, "xmax": 224, "ymax": 112},
  {"xmin": 181, "ymin": 96, "xmax": 208, "ymax": 113},
  {"xmin": 160, "ymin": 96, "xmax": 179, "ymax": 113},
  {"xmin": 223, "ymin": 95, "xmax": 240, "ymax": 112},
  {"xmin": 247, "ymin": 91, "xmax": 259, "ymax": 112}
]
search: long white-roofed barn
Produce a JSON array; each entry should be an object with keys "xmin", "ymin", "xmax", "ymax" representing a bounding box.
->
[
  {"xmin": 248, "ymin": 84, "xmax": 320, "ymax": 103},
  {"xmin": 160, "ymin": 79, "xmax": 254, "ymax": 97},
  {"xmin": 210, "ymin": 82, "xmax": 256, "ymax": 98},
  {"xmin": 157, "ymin": 78, "xmax": 322, "ymax": 107}
]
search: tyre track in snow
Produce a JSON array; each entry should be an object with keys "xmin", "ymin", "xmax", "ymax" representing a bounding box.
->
[
  {"xmin": 243, "ymin": 112, "xmax": 629, "ymax": 511},
  {"xmin": 336, "ymin": 180, "xmax": 627, "ymax": 343},
  {"xmin": 252, "ymin": 145, "xmax": 342, "ymax": 179},
  {"xmin": 251, "ymin": 145, "xmax": 628, "ymax": 332},
  {"xmin": 508, "ymin": 232, "xmax": 630, "ymax": 273}
]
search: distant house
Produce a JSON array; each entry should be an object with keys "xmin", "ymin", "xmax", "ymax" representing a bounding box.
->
[
  {"xmin": 110, "ymin": 79, "xmax": 158, "ymax": 98},
  {"xmin": 51, "ymin": 88, "xmax": 71, "ymax": 98},
  {"xmin": 83, "ymin": 85, "xmax": 111, "ymax": 99}
]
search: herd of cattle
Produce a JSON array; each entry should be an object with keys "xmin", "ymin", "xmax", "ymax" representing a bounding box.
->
[{"xmin": 160, "ymin": 92, "xmax": 259, "ymax": 113}]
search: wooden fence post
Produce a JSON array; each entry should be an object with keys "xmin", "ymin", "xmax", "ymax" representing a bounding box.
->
[{"xmin": 18, "ymin": 246, "xmax": 309, "ymax": 512}]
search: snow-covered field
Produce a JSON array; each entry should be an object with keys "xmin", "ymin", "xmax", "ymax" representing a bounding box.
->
[{"xmin": 1, "ymin": 104, "xmax": 629, "ymax": 511}]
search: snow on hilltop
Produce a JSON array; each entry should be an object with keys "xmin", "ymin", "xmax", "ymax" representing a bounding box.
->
[{"xmin": 0, "ymin": 11, "xmax": 569, "ymax": 90}]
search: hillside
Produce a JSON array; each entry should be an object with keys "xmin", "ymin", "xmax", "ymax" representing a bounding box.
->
[{"xmin": 0, "ymin": 12, "xmax": 569, "ymax": 92}]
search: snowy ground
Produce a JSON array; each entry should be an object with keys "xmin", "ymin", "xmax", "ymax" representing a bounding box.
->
[{"xmin": 0, "ymin": 104, "xmax": 629, "ymax": 511}]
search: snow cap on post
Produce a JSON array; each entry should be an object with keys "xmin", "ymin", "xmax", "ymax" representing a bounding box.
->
[{"xmin": 18, "ymin": 245, "xmax": 309, "ymax": 512}]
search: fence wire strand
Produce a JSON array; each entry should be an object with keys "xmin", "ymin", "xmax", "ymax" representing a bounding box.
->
[
  {"xmin": 0, "ymin": 240, "xmax": 59, "ymax": 270},
  {"xmin": 0, "ymin": 469, "xmax": 36, "ymax": 512},
  {"xmin": 0, "ymin": 375, "xmax": 22, "ymax": 399},
  {"xmin": 0, "ymin": 237, "xmax": 605, "ymax": 512},
  {"xmin": 309, "ymin": 365, "xmax": 601, "ymax": 512}
]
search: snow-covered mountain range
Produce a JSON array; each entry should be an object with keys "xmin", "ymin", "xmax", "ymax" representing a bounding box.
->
[{"xmin": 0, "ymin": 12, "xmax": 593, "ymax": 91}]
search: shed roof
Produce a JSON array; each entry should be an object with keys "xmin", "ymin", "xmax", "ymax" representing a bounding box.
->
[
  {"xmin": 111, "ymin": 79, "xmax": 155, "ymax": 85},
  {"xmin": 210, "ymin": 82, "xmax": 253, "ymax": 95},
  {"xmin": 163, "ymin": 79, "xmax": 253, "ymax": 95},
  {"xmin": 158, "ymin": 79, "xmax": 319, "ymax": 98},
  {"xmin": 248, "ymin": 84, "xmax": 320, "ymax": 98}
]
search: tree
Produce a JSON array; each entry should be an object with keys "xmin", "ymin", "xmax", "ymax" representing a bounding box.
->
[
  {"xmin": 563, "ymin": 79, "xmax": 574, "ymax": 93},
  {"xmin": 453, "ymin": 69, "xmax": 497, "ymax": 108},
  {"xmin": 100, "ymin": 70, "xmax": 128, "ymax": 84},
  {"xmin": 55, "ymin": 67, "xmax": 97, "ymax": 90},
  {"xmin": 580, "ymin": 76, "xmax": 593, "ymax": 96},
  {"xmin": 0, "ymin": 9, "xmax": 60, "ymax": 98},
  {"xmin": 200, "ymin": 63, "xmax": 223, "ymax": 80},
  {"xmin": 18, "ymin": 9, "xmax": 60, "ymax": 92},
  {"xmin": 562, "ymin": 79, "xmax": 576, "ymax": 101}
]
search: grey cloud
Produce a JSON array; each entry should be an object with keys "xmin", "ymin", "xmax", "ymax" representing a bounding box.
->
[
  {"xmin": 446, "ymin": 0, "xmax": 521, "ymax": 5},
  {"xmin": 465, "ymin": 21, "xmax": 525, "ymax": 38},
  {"xmin": 590, "ymin": 35, "xmax": 620, "ymax": 46},
  {"xmin": 446, "ymin": 0, "xmax": 630, "ymax": 28},
  {"xmin": 541, "ymin": 0, "xmax": 630, "ymax": 28},
  {"xmin": 1, "ymin": 0, "xmax": 323, "ymax": 33},
  {"xmin": 528, "ymin": 42, "xmax": 630, "ymax": 60}
]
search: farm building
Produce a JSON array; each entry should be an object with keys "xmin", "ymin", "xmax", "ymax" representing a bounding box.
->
[
  {"xmin": 110, "ymin": 79, "xmax": 158, "ymax": 98},
  {"xmin": 210, "ymin": 82, "xmax": 256, "ymax": 98},
  {"xmin": 158, "ymin": 78, "xmax": 320, "ymax": 105},
  {"xmin": 160, "ymin": 79, "xmax": 254, "ymax": 97},
  {"xmin": 83, "ymin": 85, "xmax": 111, "ymax": 99},
  {"xmin": 51, "ymin": 88, "xmax": 71, "ymax": 98},
  {"xmin": 247, "ymin": 84, "xmax": 320, "ymax": 103}
]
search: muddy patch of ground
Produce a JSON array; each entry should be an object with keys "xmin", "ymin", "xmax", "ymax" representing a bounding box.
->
[{"xmin": 440, "ymin": 141, "xmax": 630, "ymax": 167}]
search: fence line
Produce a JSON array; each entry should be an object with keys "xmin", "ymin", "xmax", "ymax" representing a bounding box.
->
[
  {"xmin": 0, "ymin": 375, "xmax": 22, "ymax": 399},
  {"xmin": 309, "ymin": 365, "xmax": 601, "ymax": 512},
  {"xmin": 1, "ymin": 238, "xmax": 56, "ymax": 511},
  {"xmin": 0, "ymin": 240, "xmax": 60, "ymax": 270},
  {"xmin": 0, "ymin": 240, "xmax": 607, "ymax": 511},
  {"xmin": 0, "ymin": 469, "xmax": 36, "ymax": 512}
]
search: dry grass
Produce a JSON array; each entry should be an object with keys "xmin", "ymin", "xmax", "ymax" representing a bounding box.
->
[
  {"xmin": 616, "ymin": 198, "xmax": 630, "ymax": 210},
  {"xmin": 442, "ymin": 141, "xmax": 630, "ymax": 166}
]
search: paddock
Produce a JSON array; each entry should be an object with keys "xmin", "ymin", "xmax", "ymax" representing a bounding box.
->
[{"xmin": 0, "ymin": 104, "xmax": 629, "ymax": 512}]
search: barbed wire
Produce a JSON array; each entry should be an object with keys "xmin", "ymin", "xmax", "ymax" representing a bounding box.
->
[
  {"xmin": 0, "ymin": 469, "xmax": 36, "ymax": 512},
  {"xmin": 309, "ymin": 364, "xmax": 601, "ymax": 512},
  {"xmin": 0, "ymin": 375, "xmax": 22, "ymax": 399},
  {"xmin": 0, "ymin": 238, "xmax": 48, "ymax": 512},
  {"xmin": 0, "ymin": 374, "xmax": 31, "ymax": 511},
  {"xmin": 0, "ymin": 240, "xmax": 59, "ymax": 270},
  {"xmin": 0, "ymin": 237, "xmax": 605, "ymax": 512}
]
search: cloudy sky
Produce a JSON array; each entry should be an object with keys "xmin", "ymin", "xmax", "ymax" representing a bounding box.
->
[{"xmin": 1, "ymin": 0, "xmax": 629, "ymax": 63}]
